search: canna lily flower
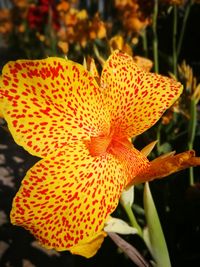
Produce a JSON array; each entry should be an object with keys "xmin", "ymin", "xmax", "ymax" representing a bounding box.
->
[{"xmin": 0, "ymin": 51, "xmax": 187, "ymax": 257}]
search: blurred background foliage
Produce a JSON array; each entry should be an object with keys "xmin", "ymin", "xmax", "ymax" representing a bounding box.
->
[{"xmin": 0, "ymin": 0, "xmax": 200, "ymax": 266}]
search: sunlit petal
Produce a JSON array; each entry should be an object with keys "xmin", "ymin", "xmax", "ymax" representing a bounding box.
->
[
  {"xmin": 11, "ymin": 142, "xmax": 128, "ymax": 256},
  {"xmin": 0, "ymin": 57, "xmax": 109, "ymax": 157},
  {"xmin": 0, "ymin": 100, "xmax": 3, "ymax": 118},
  {"xmin": 140, "ymin": 140, "xmax": 158, "ymax": 157},
  {"xmin": 70, "ymin": 231, "xmax": 107, "ymax": 258},
  {"xmin": 0, "ymin": 77, "xmax": 4, "ymax": 118},
  {"xmin": 101, "ymin": 51, "xmax": 183, "ymax": 137}
]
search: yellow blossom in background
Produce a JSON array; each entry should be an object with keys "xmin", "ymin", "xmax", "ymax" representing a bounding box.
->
[
  {"xmin": 76, "ymin": 9, "xmax": 88, "ymax": 20},
  {"xmin": 162, "ymin": 60, "xmax": 200, "ymax": 125},
  {"xmin": 58, "ymin": 40, "xmax": 69, "ymax": 54},
  {"xmin": 178, "ymin": 61, "xmax": 200, "ymax": 99},
  {"xmin": 109, "ymin": 35, "xmax": 133, "ymax": 56}
]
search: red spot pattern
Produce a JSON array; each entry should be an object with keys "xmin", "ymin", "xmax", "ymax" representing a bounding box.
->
[
  {"xmin": 0, "ymin": 51, "xmax": 183, "ymax": 255},
  {"xmin": 0, "ymin": 58, "xmax": 109, "ymax": 158},
  {"xmin": 101, "ymin": 51, "xmax": 183, "ymax": 137},
  {"xmin": 10, "ymin": 142, "xmax": 126, "ymax": 251}
]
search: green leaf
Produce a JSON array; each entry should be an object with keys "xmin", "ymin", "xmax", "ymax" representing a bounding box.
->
[{"xmin": 143, "ymin": 182, "xmax": 171, "ymax": 267}]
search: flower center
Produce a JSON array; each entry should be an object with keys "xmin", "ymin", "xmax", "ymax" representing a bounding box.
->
[
  {"xmin": 86, "ymin": 128, "xmax": 149, "ymax": 184},
  {"xmin": 87, "ymin": 128, "xmax": 132, "ymax": 157}
]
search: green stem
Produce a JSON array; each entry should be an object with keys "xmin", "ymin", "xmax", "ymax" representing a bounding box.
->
[
  {"xmin": 188, "ymin": 98, "xmax": 197, "ymax": 185},
  {"xmin": 123, "ymin": 204, "xmax": 143, "ymax": 238},
  {"xmin": 156, "ymin": 123, "xmax": 162, "ymax": 155},
  {"xmin": 173, "ymin": 5, "xmax": 177, "ymax": 77},
  {"xmin": 177, "ymin": 0, "xmax": 193, "ymax": 59},
  {"xmin": 152, "ymin": 0, "xmax": 159, "ymax": 73},
  {"xmin": 141, "ymin": 29, "xmax": 148, "ymax": 58},
  {"xmin": 47, "ymin": 6, "xmax": 57, "ymax": 56}
]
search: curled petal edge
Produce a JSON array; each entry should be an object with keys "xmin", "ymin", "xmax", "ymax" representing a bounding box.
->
[
  {"xmin": 70, "ymin": 231, "xmax": 107, "ymax": 258},
  {"xmin": 130, "ymin": 150, "xmax": 200, "ymax": 185}
]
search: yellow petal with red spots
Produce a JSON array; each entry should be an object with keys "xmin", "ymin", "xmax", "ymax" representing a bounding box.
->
[
  {"xmin": 10, "ymin": 142, "xmax": 131, "ymax": 256},
  {"xmin": 0, "ymin": 98, "xmax": 3, "ymax": 118},
  {"xmin": 0, "ymin": 77, "xmax": 4, "ymax": 118},
  {"xmin": 70, "ymin": 231, "xmax": 107, "ymax": 258},
  {"xmin": 0, "ymin": 58, "xmax": 109, "ymax": 158},
  {"xmin": 101, "ymin": 51, "xmax": 183, "ymax": 137}
]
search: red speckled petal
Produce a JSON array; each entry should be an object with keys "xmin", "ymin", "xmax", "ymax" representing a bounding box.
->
[
  {"xmin": 0, "ymin": 77, "xmax": 4, "ymax": 118},
  {"xmin": 101, "ymin": 51, "xmax": 183, "ymax": 137},
  {"xmin": 10, "ymin": 141, "xmax": 129, "ymax": 257},
  {"xmin": 0, "ymin": 58, "xmax": 109, "ymax": 157},
  {"xmin": 0, "ymin": 97, "xmax": 3, "ymax": 118}
]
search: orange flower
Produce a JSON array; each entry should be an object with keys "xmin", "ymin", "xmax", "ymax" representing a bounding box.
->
[
  {"xmin": 115, "ymin": 0, "xmax": 152, "ymax": 34},
  {"xmin": 57, "ymin": 8, "xmax": 106, "ymax": 48},
  {"xmin": 56, "ymin": 0, "xmax": 70, "ymax": 13},
  {"xmin": 0, "ymin": 51, "xmax": 184, "ymax": 257},
  {"xmin": 12, "ymin": 0, "xmax": 29, "ymax": 9},
  {"xmin": 0, "ymin": 9, "xmax": 13, "ymax": 35},
  {"xmin": 89, "ymin": 13, "xmax": 106, "ymax": 40},
  {"xmin": 161, "ymin": 0, "xmax": 185, "ymax": 5}
]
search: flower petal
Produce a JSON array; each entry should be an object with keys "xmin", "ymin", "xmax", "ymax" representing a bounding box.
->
[
  {"xmin": 10, "ymin": 141, "xmax": 128, "ymax": 257},
  {"xmin": 132, "ymin": 150, "xmax": 200, "ymax": 184},
  {"xmin": 104, "ymin": 217, "xmax": 138, "ymax": 235},
  {"xmin": 70, "ymin": 231, "xmax": 107, "ymax": 258},
  {"xmin": 0, "ymin": 100, "xmax": 3, "ymax": 118},
  {"xmin": 0, "ymin": 78, "xmax": 4, "ymax": 118},
  {"xmin": 0, "ymin": 58, "xmax": 109, "ymax": 157},
  {"xmin": 101, "ymin": 51, "xmax": 183, "ymax": 137},
  {"xmin": 120, "ymin": 185, "xmax": 134, "ymax": 207}
]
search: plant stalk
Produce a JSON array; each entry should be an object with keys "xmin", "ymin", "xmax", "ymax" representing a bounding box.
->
[
  {"xmin": 188, "ymin": 98, "xmax": 197, "ymax": 185},
  {"xmin": 123, "ymin": 204, "xmax": 143, "ymax": 238},
  {"xmin": 141, "ymin": 29, "xmax": 148, "ymax": 58},
  {"xmin": 173, "ymin": 5, "xmax": 178, "ymax": 77},
  {"xmin": 152, "ymin": 0, "xmax": 159, "ymax": 73},
  {"xmin": 177, "ymin": 0, "xmax": 193, "ymax": 59}
]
